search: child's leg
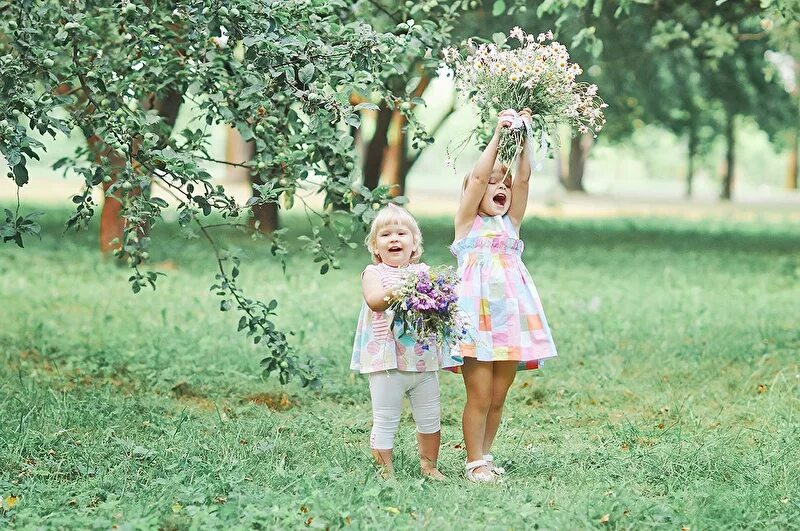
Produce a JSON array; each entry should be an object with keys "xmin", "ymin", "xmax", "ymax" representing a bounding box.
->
[
  {"xmin": 368, "ymin": 371, "xmax": 405, "ymax": 476},
  {"xmin": 483, "ymin": 361, "xmax": 518, "ymax": 455},
  {"xmin": 461, "ymin": 358, "xmax": 494, "ymax": 470},
  {"xmin": 407, "ymin": 372, "xmax": 444, "ymax": 479}
]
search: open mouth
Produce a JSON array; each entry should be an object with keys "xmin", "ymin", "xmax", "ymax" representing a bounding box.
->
[
  {"xmin": 493, "ymin": 192, "xmax": 507, "ymax": 208},
  {"xmin": 388, "ymin": 245, "xmax": 402, "ymax": 253}
]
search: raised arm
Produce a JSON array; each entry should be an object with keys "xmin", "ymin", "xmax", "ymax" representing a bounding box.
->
[
  {"xmin": 508, "ymin": 108, "xmax": 532, "ymax": 232},
  {"xmin": 361, "ymin": 268, "xmax": 395, "ymax": 312},
  {"xmin": 455, "ymin": 110, "xmax": 514, "ymax": 238}
]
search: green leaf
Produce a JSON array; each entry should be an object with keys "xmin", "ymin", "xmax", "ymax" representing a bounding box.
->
[
  {"xmin": 492, "ymin": 33, "xmax": 507, "ymax": 46},
  {"xmin": 353, "ymin": 102, "xmax": 379, "ymax": 111},
  {"xmin": 405, "ymin": 76, "xmax": 421, "ymax": 95},
  {"xmin": 345, "ymin": 114, "xmax": 361, "ymax": 128},
  {"xmin": 298, "ymin": 63, "xmax": 315, "ymax": 84},
  {"xmin": 492, "ymin": 0, "xmax": 506, "ymax": 17},
  {"xmin": 592, "ymin": 0, "xmax": 603, "ymax": 18},
  {"xmin": 12, "ymin": 161, "xmax": 29, "ymax": 186}
]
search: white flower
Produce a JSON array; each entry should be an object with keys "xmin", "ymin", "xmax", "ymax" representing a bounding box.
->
[
  {"xmin": 131, "ymin": 61, "xmax": 144, "ymax": 71},
  {"xmin": 509, "ymin": 26, "xmax": 525, "ymax": 41}
]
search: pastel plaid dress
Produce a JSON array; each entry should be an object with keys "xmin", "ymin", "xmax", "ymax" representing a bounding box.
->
[{"xmin": 449, "ymin": 215, "xmax": 558, "ymax": 371}]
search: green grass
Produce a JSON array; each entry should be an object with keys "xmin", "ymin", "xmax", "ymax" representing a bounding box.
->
[{"xmin": 2, "ymin": 206, "xmax": 799, "ymax": 529}]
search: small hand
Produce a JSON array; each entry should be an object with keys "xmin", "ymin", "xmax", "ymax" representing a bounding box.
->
[
  {"xmin": 496, "ymin": 109, "xmax": 516, "ymax": 131},
  {"xmin": 519, "ymin": 108, "xmax": 533, "ymax": 127}
]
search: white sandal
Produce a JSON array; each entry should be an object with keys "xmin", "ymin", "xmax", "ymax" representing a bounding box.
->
[
  {"xmin": 465, "ymin": 459, "xmax": 495, "ymax": 483},
  {"xmin": 483, "ymin": 454, "xmax": 506, "ymax": 475}
]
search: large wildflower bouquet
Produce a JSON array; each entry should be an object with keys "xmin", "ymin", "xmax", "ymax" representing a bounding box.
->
[
  {"xmin": 442, "ymin": 27, "xmax": 607, "ymax": 165},
  {"xmin": 388, "ymin": 265, "xmax": 466, "ymax": 350}
]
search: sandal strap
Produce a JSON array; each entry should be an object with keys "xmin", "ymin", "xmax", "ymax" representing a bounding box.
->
[
  {"xmin": 465, "ymin": 459, "xmax": 487, "ymax": 471},
  {"xmin": 482, "ymin": 453, "xmax": 494, "ymax": 462}
]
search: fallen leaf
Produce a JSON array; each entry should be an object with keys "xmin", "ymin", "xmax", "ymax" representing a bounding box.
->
[
  {"xmin": 300, "ymin": 505, "xmax": 308, "ymax": 513},
  {"xmin": 600, "ymin": 514, "xmax": 610, "ymax": 524},
  {"xmin": 781, "ymin": 497, "xmax": 789, "ymax": 504},
  {"xmin": 681, "ymin": 526, "xmax": 690, "ymax": 531},
  {"xmin": 171, "ymin": 502, "xmax": 182, "ymax": 513},
  {"xmin": 386, "ymin": 507, "xmax": 400, "ymax": 514},
  {"xmin": 758, "ymin": 384, "xmax": 767, "ymax": 394},
  {"xmin": 306, "ymin": 517, "xmax": 314, "ymax": 526}
]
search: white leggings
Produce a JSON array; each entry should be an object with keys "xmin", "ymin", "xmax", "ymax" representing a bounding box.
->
[{"xmin": 368, "ymin": 370, "xmax": 441, "ymax": 450}]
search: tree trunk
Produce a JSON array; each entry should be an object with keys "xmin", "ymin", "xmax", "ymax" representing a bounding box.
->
[
  {"xmin": 226, "ymin": 127, "xmax": 253, "ymax": 183},
  {"xmin": 362, "ymin": 103, "xmax": 394, "ymax": 190},
  {"xmin": 563, "ymin": 134, "xmax": 593, "ymax": 192},
  {"xmin": 95, "ymin": 88, "xmax": 182, "ymax": 254},
  {"xmin": 555, "ymin": 143, "xmax": 568, "ymax": 185},
  {"xmin": 787, "ymin": 127, "xmax": 798, "ymax": 190},
  {"xmin": 250, "ymin": 171, "xmax": 280, "ymax": 233},
  {"xmin": 686, "ymin": 126, "xmax": 697, "ymax": 198},
  {"xmin": 720, "ymin": 113, "xmax": 735, "ymax": 201},
  {"xmin": 223, "ymin": 127, "xmax": 279, "ymax": 233},
  {"xmin": 360, "ymin": 75, "xmax": 431, "ymax": 192},
  {"xmin": 382, "ymin": 110, "xmax": 407, "ymax": 197}
]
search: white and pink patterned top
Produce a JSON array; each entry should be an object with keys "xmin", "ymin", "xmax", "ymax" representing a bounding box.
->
[{"xmin": 350, "ymin": 262, "xmax": 451, "ymax": 374}]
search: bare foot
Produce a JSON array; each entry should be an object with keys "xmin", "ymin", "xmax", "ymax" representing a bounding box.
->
[{"xmin": 421, "ymin": 465, "xmax": 446, "ymax": 481}]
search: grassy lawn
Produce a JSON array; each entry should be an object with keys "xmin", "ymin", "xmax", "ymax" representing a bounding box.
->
[{"xmin": 1, "ymin": 206, "xmax": 799, "ymax": 529}]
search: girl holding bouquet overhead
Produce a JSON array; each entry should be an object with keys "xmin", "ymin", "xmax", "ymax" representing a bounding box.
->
[
  {"xmin": 351, "ymin": 204, "xmax": 459, "ymax": 480},
  {"xmin": 451, "ymin": 108, "xmax": 559, "ymax": 483}
]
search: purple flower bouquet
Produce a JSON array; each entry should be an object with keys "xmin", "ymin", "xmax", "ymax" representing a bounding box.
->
[{"xmin": 388, "ymin": 265, "xmax": 467, "ymax": 350}]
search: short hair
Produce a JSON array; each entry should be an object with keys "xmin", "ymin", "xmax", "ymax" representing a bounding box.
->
[{"xmin": 365, "ymin": 203, "xmax": 423, "ymax": 264}]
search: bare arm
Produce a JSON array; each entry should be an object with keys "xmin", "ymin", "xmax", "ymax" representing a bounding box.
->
[
  {"xmin": 361, "ymin": 268, "xmax": 395, "ymax": 312},
  {"xmin": 455, "ymin": 111, "xmax": 514, "ymax": 239},
  {"xmin": 508, "ymin": 108, "xmax": 533, "ymax": 232}
]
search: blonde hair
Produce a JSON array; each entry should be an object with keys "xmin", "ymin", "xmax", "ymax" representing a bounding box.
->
[{"xmin": 365, "ymin": 203, "xmax": 423, "ymax": 264}]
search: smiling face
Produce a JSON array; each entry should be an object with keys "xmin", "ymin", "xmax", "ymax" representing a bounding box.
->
[
  {"xmin": 478, "ymin": 163, "xmax": 512, "ymax": 217},
  {"xmin": 373, "ymin": 222, "xmax": 416, "ymax": 267}
]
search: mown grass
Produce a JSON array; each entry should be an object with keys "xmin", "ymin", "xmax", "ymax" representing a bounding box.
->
[{"xmin": 1, "ymin": 205, "xmax": 799, "ymax": 530}]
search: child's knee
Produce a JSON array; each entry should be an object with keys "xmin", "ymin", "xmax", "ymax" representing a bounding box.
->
[{"xmin": 413, "ymin": 406, "xmax": 441, "ymax": 435}]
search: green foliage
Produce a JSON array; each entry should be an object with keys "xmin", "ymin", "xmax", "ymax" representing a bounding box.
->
[
  {"xmin": 1, "ymin": 209, "xmax": 799, "ymax": 527},
  {"xmin": 0, "ymin": 0, "xmax": 465, "ymax": 385}
]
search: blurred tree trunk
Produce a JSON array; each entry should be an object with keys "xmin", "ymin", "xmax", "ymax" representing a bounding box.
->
[
  {"xmin": 720, "ymin": 113, "xmax": 735, "ymax": 201},
  {"xmin": 383, "ymin": 110, "xmax": 407, "ymax": 196},
  {"xmin": 226, "ymin": 128, "xmax": 279, "ymax": 233},
  {"xmin": 555, "ymin": 143, "xmax": 568, "ymax": 184},
  {"xmin": 95, "ymin": 88, "xmax": 182, "ymax": 255},
  {"xmin": 686, "ymin": 126, "xmax": 698, "ymax": 198},
  {"xmin": 563, "ymin": 134, "xmax": 593, "ymax": 192},
  {"xmin": 361, "ymin": 76, "xmax": 435, "ymax": 194},
  {"xmin": 787, "ymin": 127, "xmax": 798, "ymax": 190},
  {"xmin": 362, "ymin": 103, "xmax": 394, "ymax": 190}
]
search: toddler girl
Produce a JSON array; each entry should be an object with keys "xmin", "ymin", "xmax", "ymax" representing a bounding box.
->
[
  {"xmin": 351, "ymin": 204, "xmax": 453, "ymax": 479},
  {"xmin": 451, "ymin": 109, "xmax": 558, "ymax": 482}
]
